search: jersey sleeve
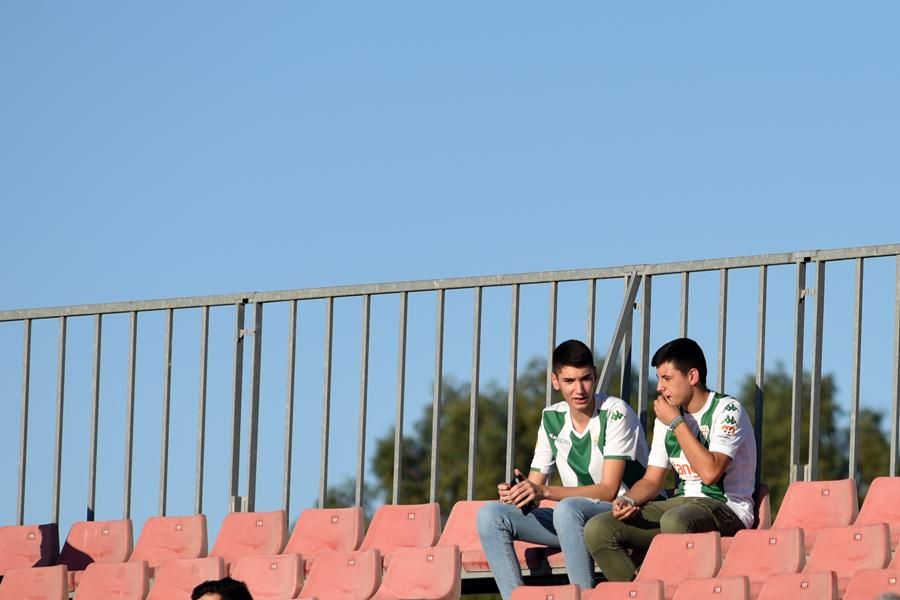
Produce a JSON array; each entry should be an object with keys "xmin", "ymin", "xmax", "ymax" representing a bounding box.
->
[
  {"xmin": 602, "ymin": 401, "xmax": 641, "ymax": 459},
  {"xmin": 647, "ymin": 419, "xmax": 671, "ymax": 469},
  {"xmin": 530, "ymin": 415, "xmax": 556, "ymax": 474},
  {"xmin": 708, "ymin": 398, "xmax": 749, "ymax": 458}
]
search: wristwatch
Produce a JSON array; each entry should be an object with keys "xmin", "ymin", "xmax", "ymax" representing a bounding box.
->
[{"xmin": 619, "ymin": 495, "xmax": 637, "ymax": 508}]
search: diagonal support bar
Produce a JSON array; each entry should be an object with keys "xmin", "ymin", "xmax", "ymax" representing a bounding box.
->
[{"xmin": 597, "ymin": 272, "xmax": 642, "ymax": 395}]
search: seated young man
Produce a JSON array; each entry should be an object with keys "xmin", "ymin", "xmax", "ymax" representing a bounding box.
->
[
  {"xmin": 477, "ymin": 339, "xmax": 650, "ymax": 599},
  {"xmin": 583, "ymin": 337, "xmax": 756, "ymax": 582}
]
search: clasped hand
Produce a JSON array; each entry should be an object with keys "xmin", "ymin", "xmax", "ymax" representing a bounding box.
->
[{"xmin": 498, "ymin": 469, "xmax": 543, "ymax": 508}]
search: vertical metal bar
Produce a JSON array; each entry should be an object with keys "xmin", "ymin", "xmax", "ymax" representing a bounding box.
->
[
  {"xmin": 637, "ymin": 277, "xmax": 652, "ymax": 429},
  {"xmin": 680, "ymin": 272, "xmax": 690, "ymax": 337},
  {"xmin": 87, "ymin": 314, "xmax": 102, "ymax": 521},
  {"xmin": 159, "ymin": 308, "xmax": 173, "ymax": 516},
  {"xmin": 848, "ymin": 260, "xmax": 864, "ymax": 481},
  {"xmin": 52, "ymin": 316, "xmax": 67, "ymax": 524},
  {"xmin": 282, "ymin": 301, "xmax": 297, "ymax": 513},
  {"xmin": 228, "ymin": 302, "xmax": 246, "ymax": 510},
  {"xmin": 506, "ymin": 285, "xmax": 520, "ymax": 479},
  {"xmin": 123, "ymin": 312, "xmax": 137, "ymax": 519},
  {"xmin": 717, "ymin": 269, "xmax": 728, "ymax": 390},
  {"xmin": 807, "ymin": 262, "xmax": 826, "ymax": 480},
  {"xmin": 319, "ymin": 298, "xmax": 334, "ymax": 506},
  {"xmin": 195, "ymin": 306, "xmax": 210, "ymax": 515},
  {"xmin": 891, "ymin": 257, "xmax": 900, "ymax": 476},
  {"xmin": 754, "ymin": 266, "xmax": 767, "ymax": 485},
  {"xmin": 245, "ymin": 303, "xmax": 264, "ymax": 512},
  {"xmin": 392, "ymin": 292, "xmax": 408, "ymax": 504},
  {"xmin": 546, "ymin": 282, "xmax": 558, "ymax": 407},
  {"xmin": 355, "ymin": 295, "xmax": 371, "ymax": 507},
  {"xmin": 429, "ymin": 290, "xmax": 445, "ymax": 503},
  {"xmin": 17, "ymin": 319, "xmax": 32, "ymax": 525},
  {"xmin": 597, "ymin": 274, "xmax": 642, "ymax": 394},
  {"xmin": 586, "ymin": 279, "xmax": 597, "ymax": 354},
  {"xmin": 790, "ymin": 261, "xmax": 807, "ymax": 483},
  {"xmin": 467, "ymin": 287, "xmax": 482, "ymax": 501},
  {"xmin": 620, "ymin": 276, "xmax": 634, "ymax": 403}
]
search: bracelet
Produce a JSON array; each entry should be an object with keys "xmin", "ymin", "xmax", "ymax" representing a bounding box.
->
[
  {"xmin": 619, "ymin": 495, "xmax": 637, "ymax": 508},
  {"xmin": 667, "ymin": 415, "xmax": 685, "ymax": 432}
]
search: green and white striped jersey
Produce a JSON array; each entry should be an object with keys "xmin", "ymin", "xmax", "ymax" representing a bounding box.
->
[
  {"xmin": 648, "ymin": 391, "xmax": 757, "ymax": 527},
  {"xmin": 530, "ymin": 394, "xmax": 649, "ymax": 494}
]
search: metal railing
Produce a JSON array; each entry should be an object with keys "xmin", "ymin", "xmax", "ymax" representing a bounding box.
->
[{"xmin": 3, "ymin": 243, "xmax": 900, "ymax": 526}]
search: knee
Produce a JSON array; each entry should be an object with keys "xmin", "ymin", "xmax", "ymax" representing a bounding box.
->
[
  {"xmin": 552, "ymin": 497, "xmax": 585, "ymax": 529},
  {"xmin": 583, "ymin": 513, "xmax": 616, "ymax": 554},
  {"xmin": 659, "ymin": 508, "xmax": 691, "ymax": 534},
  {"xmin": 477, "ymin": 502, "xmax": 511, "ymax": 536}
]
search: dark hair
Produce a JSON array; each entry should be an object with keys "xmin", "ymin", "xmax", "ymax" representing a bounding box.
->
[
  {"xmin": 651, "ymin": 338, "xmax": 707, "ymax": 387},
  {"xmin": 191, "ymin": 577, "xmax": 253, "ymax": 600},
  {"xmin": 552, "ymin": 339, "xmax": 595, "ymax": 373}
]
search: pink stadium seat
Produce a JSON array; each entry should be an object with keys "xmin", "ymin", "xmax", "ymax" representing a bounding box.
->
[
  {"xmin": 843, "ymin": 567, "xmax": 900, "ymax": 600},
  {"xmin": 770, "ymin": 479, "xmax": 857, "ymax": 551},
  {"xmin": 584, "ymin": 580, "xmax": 664, "ymax": 600},
  {"xmin": 671, "ymin": 576, "xmax": 751, "ymax": 600},
  {"xmin": 721, "ymin": 483, "xmax": 773, "ymax": 555},
  {"xmin": 232, "ymin": 553, "xmax": 304, "ymax": 600},
  {"xmin": 129, "ymin": 514, "xmax": 207, "ymax": 571},
  {"xmin": 209, "ymin": 510, "xmax": 287, "ymax": 572},
  {"xmin": 359, "ymin": 503, "xmax": 440, "ymax": 567},
  {"xmin": 146, "ymin": 556, "xmax": 225, "ymax": 600},
  {"xmin": 437, "ymin": 500, "xmax": 550, "ymax": 573},
  {"xmin": 802, "ymin": 522, "xmax": 890, "ymax": 596},
  {"xmin": 755, "ymin": 571, "xmax": 837, "ymax": 600},
  {"xmin": 59, "ymin": 518, "xmax": 133, "ymax": 591},
  {"xmin": 717, "ymin": 527, "xmax": 805, "ymax": 598},
  {"xmin": 0, "ymin": 564, "xmax": 67, "ymax": 600},
  {"xmin": 284, "ymin": 506, "xmax": 364, "ymax": 572},
  {"xmin": 510, "ymin": 584, "xmax": 581, "ymax": 600},
  {"xmin": 855, "ymin": 476, "xmax": 900, "ymax": 546},
  {"xmin": 370, "ymin": 544, "xmax": 461, "ymax": 600},
  {"xmin": 299, "ymin": 549, "xmax": 382, "ymax": 600},
  {"xmin": 0, "ymin": 522, "xmax": 59, "ymax": 575},
  {"xmin": 634, "ymin": 532, "xmax": 722, "ymax": 600},
  {"xmin": 72, "ymin": 560, "xmax": 149, "ymax": 600}
]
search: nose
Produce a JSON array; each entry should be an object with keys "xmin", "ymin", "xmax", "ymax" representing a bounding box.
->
[{"xmin": 657, "ymin": 381, "xmax": 665, "ymax": 393}]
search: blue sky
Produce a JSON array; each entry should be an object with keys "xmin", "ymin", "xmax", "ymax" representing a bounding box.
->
[{"xmin": 1, "ymin": 2, "xmax": 899, "ymax": 537}]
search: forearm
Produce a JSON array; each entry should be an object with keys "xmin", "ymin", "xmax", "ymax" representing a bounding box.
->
[
  {"xmin": 622, "ymin": 478, "xmax": 663, "ymax": 505},
  {"xmin": 673, "ymin": 425, "xmax": 727, "ymax": 484},
  {"xmin": 541, "ymin": 482, "xmax": 619, "ymax": 503}
]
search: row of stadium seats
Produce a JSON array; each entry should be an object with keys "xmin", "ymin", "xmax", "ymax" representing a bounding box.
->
[{"xmin": 1, "ymin": 476, "xmax": 899, "ymax": 599}]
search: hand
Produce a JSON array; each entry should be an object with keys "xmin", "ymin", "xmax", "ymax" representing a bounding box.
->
[
  {"xmin": 611, "ymin": 496, "xmax": 639, "ymax": 521},
  {"xmin": 507, "ymin": 468, "xmax": 544, "ymax": 508},
  {"xmin": 653, "ymin": 395, "xmax": 680, "ymax": 426},
  {"xmin": 497, "ymin": 481, "xmax": 512, "ymax": 503}
]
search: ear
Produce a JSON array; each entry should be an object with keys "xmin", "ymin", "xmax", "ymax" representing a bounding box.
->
[
  {"xmin": 688, "ymin": 368, "xmax": 700, "ymax": 386},
  {"xmin": 551, "ymin": 372, "xmax": 561, "ymax": 391}
]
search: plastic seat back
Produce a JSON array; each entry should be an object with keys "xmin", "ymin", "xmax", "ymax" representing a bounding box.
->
[
  {"xmin": 753, "ymin": 482, "xmax": 772, "ymax": 529},
  {"xmin": 284, "ymin": 506, "xmax": 364, "ymax": 562},
  {"xmin": 756, "ymin": 571, "xmax": 837, "ymax": 600},
  {"xmin": 371, "ymin": 544, "xmax": 461, "ymax": 600},
  {"xmin": 771, "ymin": 479, "xmax": 857, "ymax": 551},
  {"xmin": 718, "ymin": 527, "xmax": 804, "ymax": 596},
  {"xmin": 803, "ymin": 522, "xmax": 890, "ymax": 595},
  {"xmin": 0, "ymin": 564, "xmax": 67, "ymax": 600},
  {"xmin": 209, "ymin": 510, "xmax": 287, "ymax": 569},
  {"xmin": 359, "ymin": 503, "xmax": 440, "ymax": 565},
  {"xmin": 73, "ymin": 560, "xmax": 149, "ymax": 600},
  {"xmin": 635, "ymin": 532, "xmax": 721, "ymax": 599},
  {"xmin": 299, "ymin": 549, "xmax": 382, "ymax": 600},
  {"xmin": 130, "ymin": 514, "xmax": 207, "ymax": 569},
  {"xmin": 0, "ymin": 523, "xmax": 59, "ymax": 575},
  {"xmin": 60, "ymin": 519, "xmax": 133, "ymax": 590},
  {"xmin": 232, "ymin": 553, "xmax": 304, "ymax": 600},
  {"xmin": 843, "ymin": 567, "xmax": 900, "ymax": 600},
  {"xmin": 146, "ymin": 556, "xmax": 225, "ymax": 600},
  {"xmin": 510, "ymin": 584, "xmax": 581, "ymax": 600},
  {"xmin": 671, "ymin": 576, "xmax": 750, "ymax": 600},
  {"xmin": 856, "ymin": 476, "xmax": 900, "ymax": 546},
  {"xmin": 586, "ymin": 580, "xmax": 664, "ymax": 600}
]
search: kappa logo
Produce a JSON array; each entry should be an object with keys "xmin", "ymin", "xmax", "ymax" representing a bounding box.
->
[
  {"xmin": 724, "ymin": 403, "xmax": 739, "ymax": 412},
  {"xmin": 610, "ymin": 410, "xmax": 624, "ymax": 421},
  {"xmin": 723, "ymin": 416, "xmax": 737, "ymax": 426}
]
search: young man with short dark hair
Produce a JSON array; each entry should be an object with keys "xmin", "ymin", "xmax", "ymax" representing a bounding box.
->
[
  {"xmin": 478, "ymin": 339, "xmax": 650, "ymax": 599},
  {"xmin": 583, "ymin": 337, "xmax": 756, "ymax": 582},
  {"xmin": 192, "ymin": 577, "xmax": 254, "ymax": 600}
]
